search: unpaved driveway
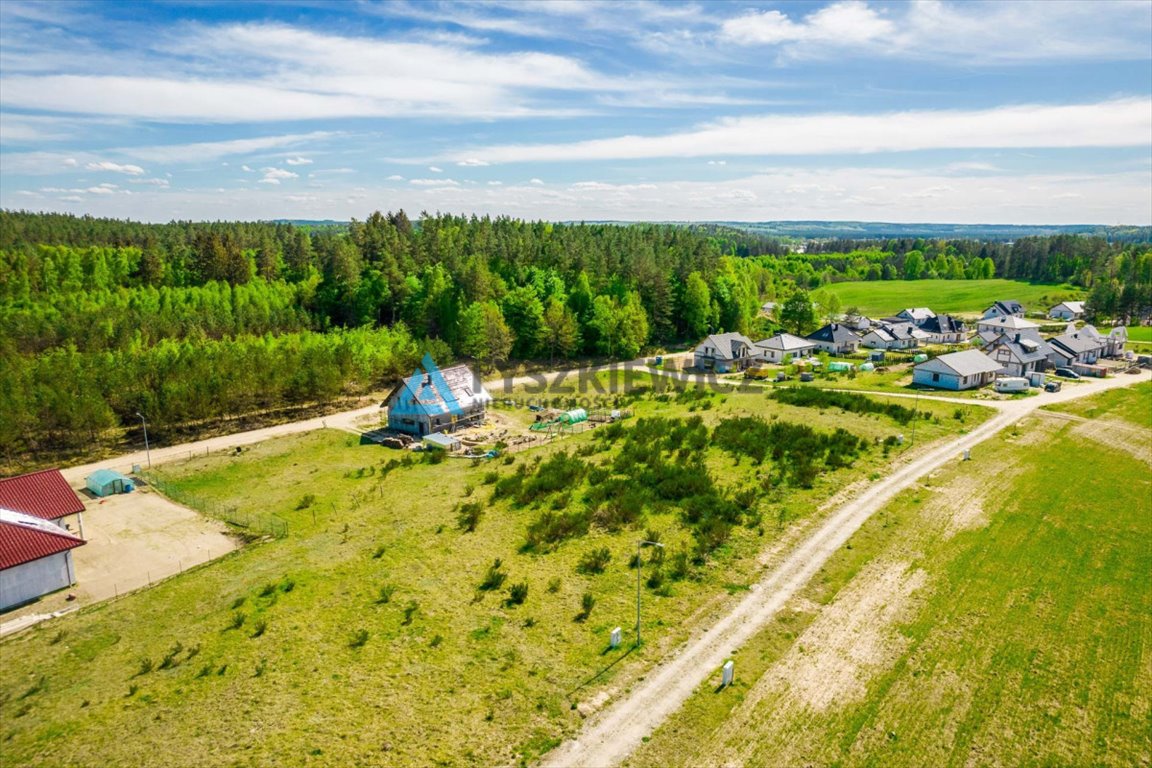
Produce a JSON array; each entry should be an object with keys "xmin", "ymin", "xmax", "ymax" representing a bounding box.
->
[{"xmin": 542, "ymin": 370, "xmax": 1151, "ymax": 767}]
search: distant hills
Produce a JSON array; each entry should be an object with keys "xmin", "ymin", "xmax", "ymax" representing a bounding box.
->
[{"xmin": 272, "ymin": 218, "xmax": 1151, "ymax": 242}]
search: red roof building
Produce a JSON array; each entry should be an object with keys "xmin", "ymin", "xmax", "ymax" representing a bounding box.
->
[
  {"xmin": 0, "ymin": 469, "xmax": 85, "ymax": 522},
  {"xmin": 0, "ymin": 511, "xmax": 86, "ymax": 570}
]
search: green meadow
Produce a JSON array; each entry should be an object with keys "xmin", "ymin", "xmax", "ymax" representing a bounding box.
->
[
  {"xmin": 0, "ymin": 375, "xmax": 985, "ymax": 767},
  {"xmin": 823, "ymin": 279, "xmax": 1082, "ymax": 318},
  {"xmin": 627, "ymin": 382, "xmax": 1152, "ymax": 768}
]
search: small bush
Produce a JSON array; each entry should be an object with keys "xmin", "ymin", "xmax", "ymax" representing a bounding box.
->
[
  {"xmin": 402, "ymin": 601, "xmax": 419, "ymax": 626},
  {"xmin": 376, "ymin": 583, "xmax": 396, "ymax": 604},
  {"xmin": 228, "ymin": 612, "xmax": 246, "ymax": 631},
  {"xmin": 506, "ymin": 582, "xmax": 529, "ymax": 607},
  {"xmin": 547, "ymin": 577, "xmax": 562, "ymax": 593},
  {"xmin": 429, "ymin": 634, "xmax": 443, "ymax": 648},
  {"xmin": 482, "ymin": 471, "xmax": 500, "ymax": 485},
  {"xmin": 195, "ymin": 664, "xmax": 212, "ymax": 679},
  {"xmin": 372, "ymin": 545, "xmax": 386, "ymax": 559},
  {"xmin": 216, "ymin": 664, "xmax": 228, "ymax": 676},
  {"xmin": 479, "ymin": 559, "xmax": 507, "ymax": 591},
  {"xmin": 503, "ymin": 454, "xmax": 515, "ymax": 465},
  {"xmin": 296, "ymin": 494, "xmax": 316, "ymax": 510},
  {"xmin": 575, "ymin": 592, "xmax": 596, "ymax": 622},
  {"xmin": 250, "ymin": 620, "xmax": 267, "ymax": 638},
  {"xmin": 49, "ymin": 630, "xmax": 67, "ymax": 645},
  {"xmin": 253, "ymin": 659, "xmax": 268, "ymax": 677},
  {"xmin": 259, "ymin": 582, "xmax": 277, "ymax": 597},
  {"xmin": 349, "ymin": 629, "xmax": 370, "ymax": 648},
  {"xmin": 230, "ymin": 596, "xmax": 246, "ymax": 610},
  {"xmin": 646, "ymin": 568, "xmax": 665, "ymax": 591},
  {"xmin": 280, "ymin": 577, "xmax": 296, "ymax": 593},
  {"xmin": 457, "ymin": 502, "xmax": 484, "ymax": 533},
  {"xmin": 463, "ymin": 483, "xmax": 474, "ymax": 497},
  {"xmin": 136, "ymin": 657, "xmax": 154, "ymax": 676},
  {"xmin": 158, "ymin": 643, "xmax": 183, "ymax": 670},
  {"xmin": 577, "ymin": 547, "xmax": 612, "ymax": 575}
]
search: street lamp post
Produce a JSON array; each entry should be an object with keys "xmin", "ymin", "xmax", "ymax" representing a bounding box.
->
[
  {"xmin": 636, "ymin": 539, "xmax": 664, "ymax": 647},
  {"xmin": 136, "ymin": 412, "xmax": 151, "ymax": 468}
]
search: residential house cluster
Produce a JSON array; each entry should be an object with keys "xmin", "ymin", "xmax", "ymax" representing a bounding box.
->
[{"xmin": 691, "ymin": 297, "xmax": 1127, "ymax": 392}]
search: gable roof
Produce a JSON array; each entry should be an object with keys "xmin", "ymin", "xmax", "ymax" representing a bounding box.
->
[
  {"xmin": 1048, "ymin": 331, "xmax": 1104, "ymax": 356},
  {"xmin": 0, "ymin": 469, "xmax": 85, "ymax": 521},
  {"xmin": 696, "ymin": 332, "xmax": 755, "ymax": 359},
  {"xmin": 1051, "ymin": 301, "xmax": 1085, "ymax": 314},
  {"xmin": 977, "ymin": 315, "xmax": 1041, "ymax": 332},
  {"xmin": 987, "ymin": 333, "xmax": 1050, "ymax": 363},
  {"xmin": 989, "ymin": 300, "xmax": 1024, "ymax": 316},
  {"xmin": 917, "ymin": 350, "xmax": 1003, "ymax": 377},
  {"xmin": 898, "ymin": 307, "xmax": 936, "ymax": 322},
  {"xmin": 0, "ymin": 508, "xmax": 85, "ymax": 570},
  {"xmin": 863, "ymin": 327, "xmax": 896, "ymax": 343},
  {"xmin": 755, "ymin": 333, "xmax": 815, "ymax": 352},
  {"xmin": 807, "ymin": 323, "xmax": 859, "ymax": 344},
  {"xmin": 387, "ymin": 361, "xmax": 491, "ymax": 419},
  {"xmin": 920, "ymin": 314, "xmax": 967, "ymax": 335}
]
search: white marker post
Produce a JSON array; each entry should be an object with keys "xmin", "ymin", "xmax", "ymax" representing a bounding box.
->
[
  {"xmin": 610, "ymin": 627, "xmax": 622, "ymax": 649},
  {"xmin": 721, "ymin": 660, "xmax": 734, "ymax": 688}
]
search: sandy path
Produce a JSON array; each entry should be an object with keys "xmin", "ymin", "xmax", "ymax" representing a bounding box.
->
[{"xmin": 541, "ymin": 370, "xmax": 1151, "ymax": 767}]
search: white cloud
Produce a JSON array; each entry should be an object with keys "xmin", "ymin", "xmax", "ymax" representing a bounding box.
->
[
  {"xmin": 487, "ymin": 180, "xmax": 503, "ymax": 185},
  {"xmin": 121, "ymin": 132, "xmax": 336, "ymax": 164},
  {"xmin": 386, "ymin": 174, "xmax": 405, "ymax": 181},
  {"xmin": 58, "ymin": 195, "xmax": 83, "ymax": 202},
  {"xmin": 448, "ymin": 99, "xmax": 1152, "ymax": 164},
  {"xmin": 85, "ymin": 160, "xmax": 145, "ymax": 175},
  {"xmin": 529, "ymin": 178, "xmax": 544, "ymax": 185},
  {"xmin": 129, "ymin": 177, "xmax": 171, "ymax": 187},
  {"xmin": 284, "ymin": 156, "xmax": 313, "ymax": 165},
  {"xmin": 86, "ymin": 185, "xmax": 115, "ymax": 194},
  {"xmin": 428, "ymin": 165, "xmax": 443, "ymax": 173},
  {"xmin": 410, "ymin": 178, "xmax": 459, "ymax": 186},
  {"xmin": 720, "ymin": 0, "xmax": 1152, "ymax": 63},
  {"xmin": 457, "ymin": 158, "xmax": 490, "ymax": 167},
  {"xmin": 241, "ymin": 164, "xmax": 254, "ymax": 172},
  {"xmin": 257, "ymin": 177, "xmax": 281, "ymax": 185},
  {"xmin": 707, "ymin": 160, "xmax": 727, "ymax": 166},
  {"xmin": 261, "ymin": 167, "xmax": 298, "ymax": 180}
]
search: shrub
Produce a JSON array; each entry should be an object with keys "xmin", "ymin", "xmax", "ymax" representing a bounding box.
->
[
  {"xmin": 463, "ymin": 483, "xmax": 474, "ymax": 497},
  {"xmin": 259, "ymin": 582, "xmax": 277, "ymax": 597},
  {"xmin": 667, "ymin": 549, "xmax": 691, "ymax": 581},
  {"xmin": 376, "ymin": 583, "xmax": 396, "ymax": 604},
  {"xmin": 158, "ymin": 643, "xmax": 183, "ymax": 670},
  {"xmin": 372, "ymin": 544, "xmax": 386, "ymax": 559},
  {"xmin": 525, "ymin": 509, "xmax": 590, "ymax": 550},
  {"xmin": 547, "ymin": 577, "xmax": 562, "ymax": 593},
  {"xmin": 195, "ymin": 664, "xmax": 212, "ymax": 679},
  {"xmin": 575, "ymin": 592, "xmax": 596, "ymax": 622},
  {"xmin": 230, "ymin": 596, "xmax": 246, "ymax": 610},
  {"xmin": 295, "ymin": 494, "xmax": 316, "ymax": 510},
  {"xmin": 646, "ymin": 568, "xmax": 665, "ymax": 590},
  {"xmin": 506, "ymin": 582, "xmax": 529, "ymax": 607},
  {"xmin": 228, "ymin": 612, "xmax": 246, "ymax": 630},
  {"xmin": 250, "ymin": 620, "xmax": 267, "ymax": 638},
  {"xmin": 402, "ymin": 600, "xmax": 419, "ymax": 626},
  {"xmin": 280, "ymin": 577, "xmax": 296, "ymax": 593},
  {"xmin": 577, "ymin": 547, "xmax": 612, "ymax": 575},
  {"xmin": 429, "ymin": 634, "xmax": 443, "ymax": 648},
  {"xmin": 479, "ymin": 559, "xmax": 507, "ymax": 591},
  {"xmin": 482, "ymin": 471, "xmax": 499, "ymax": 485},
  {"xmin": 457, "ymin": 502, "xmax": 484, "ymax": 533},
  {"xmin": 136, "ymin": 657, "xmax": 153, "ymax": 676},
  {"xmin": 349, "ymin": 629, "xmax": 370, "ymax": 648}
]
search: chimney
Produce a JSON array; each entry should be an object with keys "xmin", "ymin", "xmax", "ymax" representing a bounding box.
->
[{"xmin": 1014, "ymin": 334, "xmax": 1020, "ymax": 343}]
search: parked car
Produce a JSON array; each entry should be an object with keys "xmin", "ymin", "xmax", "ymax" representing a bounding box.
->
[
  {"xmin": 1044, "ymin": 381, "xmax": 1062, "ymax": 392},
  {"xmin": 1054, "ymin": 368, "xmax": 1081, "ymax": 379}
]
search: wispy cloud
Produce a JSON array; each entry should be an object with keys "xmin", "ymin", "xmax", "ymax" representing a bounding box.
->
[
  {"xmin": 448, "ymin": 99, "xmax": 1152, "ymax": 164},
  {"xmin": 86, "ymin": 160, "xmax": 145, "ymax": 175}
]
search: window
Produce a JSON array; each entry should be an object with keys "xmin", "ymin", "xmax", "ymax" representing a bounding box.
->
[{"xmin": 932, "ymin": 372, "xmax": 940, "ymax": 382}]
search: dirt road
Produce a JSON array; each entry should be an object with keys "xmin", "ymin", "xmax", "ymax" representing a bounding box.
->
[{"xmin": 541, "ymin": 370, "xmax": 1150, "ymax": 768}]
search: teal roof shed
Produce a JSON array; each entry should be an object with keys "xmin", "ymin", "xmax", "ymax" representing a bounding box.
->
[{"xmin": 85, "ymin": 469, "xmax": 134, "ymax": 497}]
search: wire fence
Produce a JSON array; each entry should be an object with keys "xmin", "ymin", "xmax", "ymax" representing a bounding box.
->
[{"xmin": 136, "ymin": 471, "xmax": 288, "ymax": 539}]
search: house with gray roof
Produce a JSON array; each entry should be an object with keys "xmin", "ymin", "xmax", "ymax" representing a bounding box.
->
[
  {"xmin": 1048, "ymin": 301, "xmax": 1086, "ymax": 321},
  {"xmin": 753, "ymin": 333, "xmax": 817, "ymax": 364},
  {"xmin": 982, "ymin": 300, "xmax": 1025, "ymax": 320},
  {"xmin": 385, "ymin": 356, "xmax": 491, "ymax": 436},
  {"xmin": 896, "ymin": 307, "xmax": 936, "ymax": 326},
  {"xmin": 985, "ymin": 333, "xmax": 1051, "ymax": 377},
  {"xmin": 919, "ymin": 314, "xmax": 969, "ymax": 344},
  {"xmin": 806, "ymin": 323, "xmax": 861, "ymax": 355},
  {"xmin": 1046, "ymin": 330, "xmax": 1105, "ymax": 366},
  {"xmin": 693, "ymin": 332, "xmax": 756, "ymax": 372},
  {"xmin": 912, "ymin": 350, "xmax": 1003, "ymax": 390},
  {"xmin": 976, "ymin": 314, "xmax": 1041, "ymax": 337}
]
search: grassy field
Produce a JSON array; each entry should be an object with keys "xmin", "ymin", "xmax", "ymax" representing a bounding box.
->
[
  {"xmin": 0, "ymin": 374, "xmax": 987, "ymax": 767},
  {"xmin": 824, "ymin": 279, "xmax": 1082, "ymax": 318},
  {"xmin": 627, "ymin": 382, "xmax": 1152, "ymax": 768}
]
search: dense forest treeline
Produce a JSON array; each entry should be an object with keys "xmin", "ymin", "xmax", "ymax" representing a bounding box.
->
[{"xmin": 1, "ymin": 209, "xmax": 1149, "ymax": 468}]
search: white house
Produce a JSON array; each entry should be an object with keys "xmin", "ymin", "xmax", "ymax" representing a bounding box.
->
[
  {"xmin": 1080, "ymin": 324, "xmax": 1128, "ymax": 357},
  {"xmin": 985, "ymin": 333, "xmax": 1051, "ymax": 377},
  {"xmin": 753, "ymin": 333, "xmax": 817, "ymax": 364},
  {"xmin": 385, "ymin": 355, "xmax": 491, "ymax": 436},
  {"xmin": 982, "ymin": 300, "xmax": 1026, "ymax": 320},
  {"xmin": 976, "ymin": 314, "xmax": 1042, "ymax": 338},
  {"xmin": 806, "ymin": 323, "xmax": 861, "ymax": 355},
  {"xmin": 0, "ymin": 508, "xmax": 85, "ymax": 611},
  {"xmin": 912, "ymin": 350, "xmax": 1003, "ymax": 391},
  {"xmin": 693, "ymin": 332, "xmax": 756, "ymax": 373},
  {"xmin": 1048, "ymin": 301, "xmax": 1086, "ymax": 321},
  {"xmin": 1047, "ymin": 330, "xmax": 1105, "ymax": 366},
  {"xmin": 896, "ymin": 307, "xmax": 936, "ymax": 326},
  {"xmin": 919, "ymin": 314, "xmax": 969, "ymax": 345}
]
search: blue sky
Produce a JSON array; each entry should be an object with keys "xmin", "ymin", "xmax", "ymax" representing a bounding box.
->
[{"xmin": 1, "ymin": 0, "xmax": 1149, "ymax": 224}]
